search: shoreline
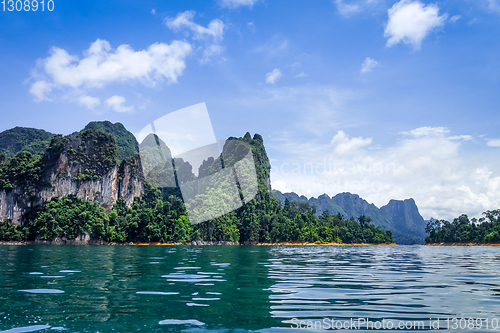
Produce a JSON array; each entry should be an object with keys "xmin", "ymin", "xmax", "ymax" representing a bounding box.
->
[
  {"xmin": 425, "ymin": 242, "xmax": 500, "ymax": 246},
  {"xmin": 0, "ymin": 241, "xmax": 397, "ymax": 246},
  {"xmin": 4, "ymin": 241, "xmax": 499, "ymax": 246}
]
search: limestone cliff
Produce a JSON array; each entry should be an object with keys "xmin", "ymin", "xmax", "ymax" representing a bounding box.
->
[{"xmin": 0, "ymin": 130, "xmax": 143, "ymax": 224}]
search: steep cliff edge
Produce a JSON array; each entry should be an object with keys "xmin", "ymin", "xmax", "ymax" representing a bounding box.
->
[
  {"xmin": 380, "ymin": 198, "xmax": 426, "ymax": 240},
  {"xmin": 0, "ymin": 130, "xmax": 143, "ymax": 224}
]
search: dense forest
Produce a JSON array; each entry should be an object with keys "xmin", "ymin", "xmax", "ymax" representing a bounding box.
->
[
  {"xmin": 0, "ymin": 187, "xmax": 394, "ymax": 245},
  {"xmin": 425, "ymin": 210, "xmax": 500, "ymax": 244},
  {"xmin": 0, "ymin": 128, "xmax": 394, "ymax": 245}
]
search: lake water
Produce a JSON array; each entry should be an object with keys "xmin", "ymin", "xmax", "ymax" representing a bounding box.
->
[{"xmin": 0, "ymin": 246, "xmax": 499, "ymax": 332}]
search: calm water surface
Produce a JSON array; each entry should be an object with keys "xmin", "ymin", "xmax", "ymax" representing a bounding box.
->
[{"xmin": 0, "ymin": 246, "xmax": 499, "ymax": 332}]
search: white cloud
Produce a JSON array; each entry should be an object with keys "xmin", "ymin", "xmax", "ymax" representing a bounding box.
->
[
  {"xmin": 105, "ymin": 95, "xmax": 134, "ymax": 113},
  {"xmin": 402, "ymin": 126, "xmax": 449, "ymax": 136},
  {"xmin": 29, "ymin": 80, "xmax": 52, "ymax": 102},
  {"xmin": 384, "ymin": 0, "xmax": 447, "ymax": 50},
  {"xmin": 331, "ymin": 130, "xmax": 372, "ymax": 155},
  {"xmin": 151, "ymin": 8, "xmax": 156, "ymax": 15},
  {"xmin": 448, "ymin": 135, "xmax": 472, "ymax": 141},
  {"xmin": 335, "ymin": 0, "xmax": 361, "ymax": 16},
  {"xmin": 254, "ymin": 35, "xmax": 289, "ymax": 58},
  {"xmin": 270, "ymin": 125, "xmax": 500, "ymax": 221},
  {"xmin": 165, "ymin": 11, "xmax": 224, "ymax": 42},
  {"xmin": 487, "ymin": 139, "xmax": 500, "ymax": 147},
  {"xmin": 487, "ymin": 0, "xmax": 500, "ymax": 13},
  {"xmin": 201, "ymin": 44, "xmax": 224, "ymax": 64},
  {"xmin": 29, "ymin": 38, "xmax": 192, "ymax": 105},
  {"xmin": 449, "ymin": 15, "xmax": 461, "ymax": 22},
  {"xmin": 265, "ymin": 68, "xmax": 282, "ymax": 84},
  {"xmin": 334, "ymin": 0, "xmax": 383, "ymax": 16},
  {"xmin": 360, "ymin": 57, "xmax": 379, "ymax": 73},
  {"xmin": 165, "ymin": 11, "xmax": 224, "ymax": 62},
  {"xmin": 295, "ymin": 72, "xmax": 308, "ymax": 78},
  {"xmin": 78, "ymin": 95, "xmax": 101, "ymax": 110},
  {"xmin": 217, "ymin": 0, "xmax": 258, "ymax": 8}
]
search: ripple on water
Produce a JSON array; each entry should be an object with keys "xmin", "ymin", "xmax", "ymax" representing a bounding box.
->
[
  {"xmin": 19, "ymin": 289, "xmax": 65, "ymax": 294},
  {"xmin": 40, "ymin": 276, "xmax": 65, "ymax": 279},
  {"xmin": 29, "ymin": 272, "xmax": 43, "ymax": 275},
  {"xmin": 211, "ymin": 263, "xmax": 230, "ymax": 267},
  {"xmin": 1, "ymin": 325, "xmax": 51, "ymax": 332},
  {"xmin": 159, "ymin": 319, "xmax": 205, "ymax": 326},
  {"xmin": 186, "ymin": 302, "xmax": 209, "ymax": 307},
  {"xmin": 59, "ymin": 270, "xmax": 81, "ymax": 273},
  {"xmin": 136, "ymin": 291, "xmax": 179, "ymax": 295}
]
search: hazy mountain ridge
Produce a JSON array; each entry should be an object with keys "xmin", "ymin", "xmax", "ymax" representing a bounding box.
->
[{"xmin": 273, "ymin": 190, "xmax": 426, "ymax": 244}]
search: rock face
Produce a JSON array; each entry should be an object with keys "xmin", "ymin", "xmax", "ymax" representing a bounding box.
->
[
  {"xmin": 0, "ymin": 130, "xmax": 144, "ymax": 225},
  {"xmin": 273, "ymin": 190, "xmax": 427, "ymax": 244},
  {"xmin": 380, "ymin": 198, "xmax": 426, "ymax": 240}
]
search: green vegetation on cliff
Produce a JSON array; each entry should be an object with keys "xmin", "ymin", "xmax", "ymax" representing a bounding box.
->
[
  {"xmin": 43, "ymin": 129, "xmax": 119, "ymax": 181},
  {"xmin": 0, "ymin": 151, "xmax": 42, "ymax": 191},
  {"xmin": 425, "ymin": 210, "xmax": 500, "ymax": 244},
  {"xmin": 83, "ymin": 121, "xmax": 138, "ymax": 161},
  {"xmin": 0, "ymin": 130, "xmax": 393, "ymax": 244},
  {"xmin": 0, "ymin": 127, "xmax": 54, "ymax": 160},
  {"xmin": 273, "ymin": 190, "xmax": 425, "ymax": 244}
]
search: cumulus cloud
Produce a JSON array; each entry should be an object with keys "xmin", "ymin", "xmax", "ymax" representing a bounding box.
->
[
  {"xmin": 384, "ymin": 0, "xmax": 447, "ymax": 49},
  {"xmin": 105, "ymin": 95, "xmax": 134, "ymax": 113},
  {"xmin": 217, "ymin": 0, "xmax": 258, "ymax": 8},
  {"xmin": 331, "ymin": 130, "xmax": 372, "ymax": 155},
  {"xmin": 487, "ymin": 139, "xmax": 500, "ymax": 147},
  {"xmin": 360, "ymin": 57, "xmax": 379, "ymax": 73},
  {"xmin": 265, "ymin": 68, "xmax": 282, "ymax": 84},
  {"xmin": 270, "ymin": 125, "xmax": 500, "ymax": 221},
  {"xmin": 29, "ymin": 38, "xmax": 192, "ymax": 107},
  {"xmin": 334, "ymin": 0, "xmax": 383, "ymax": 16},
  {"xmin": 29, "ymin": 80, "xmax": 52, "ymax": 102},
  {"xmin": 401, "ymin": 126, "xmax": 449, "ymax": 136},
  {"xmin": 78, "ymin": 95, "xmax": 101, "ymax": 110},
  {"xmin": 335, "ymin": 0, "xmax": 361, "ymax": 16},
  {"xmin": 165, "ymin": 11, "xmax": 224, "ymax": 42},
  {"xmin": 165, "ymin": 11, "xmax": 224, "ymax": 62},
  {"xmin": 487, "ymin": 0, "xmax": 500, "ymax": 13}
]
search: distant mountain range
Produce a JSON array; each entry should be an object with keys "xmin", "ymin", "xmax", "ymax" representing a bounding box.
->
[{"xmin": 273, "ymin": 190, "xmax": 427, "ymax": 244}]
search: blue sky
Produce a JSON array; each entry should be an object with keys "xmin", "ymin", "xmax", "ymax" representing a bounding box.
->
[{"xmin": 1, "ymin": 0, "xmax": 500, "ymax": 220}]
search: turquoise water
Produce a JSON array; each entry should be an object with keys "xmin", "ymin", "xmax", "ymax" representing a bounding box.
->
[{"xmin": 0, "ymin": 246, "xmax": 500, "ymax": 332}]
